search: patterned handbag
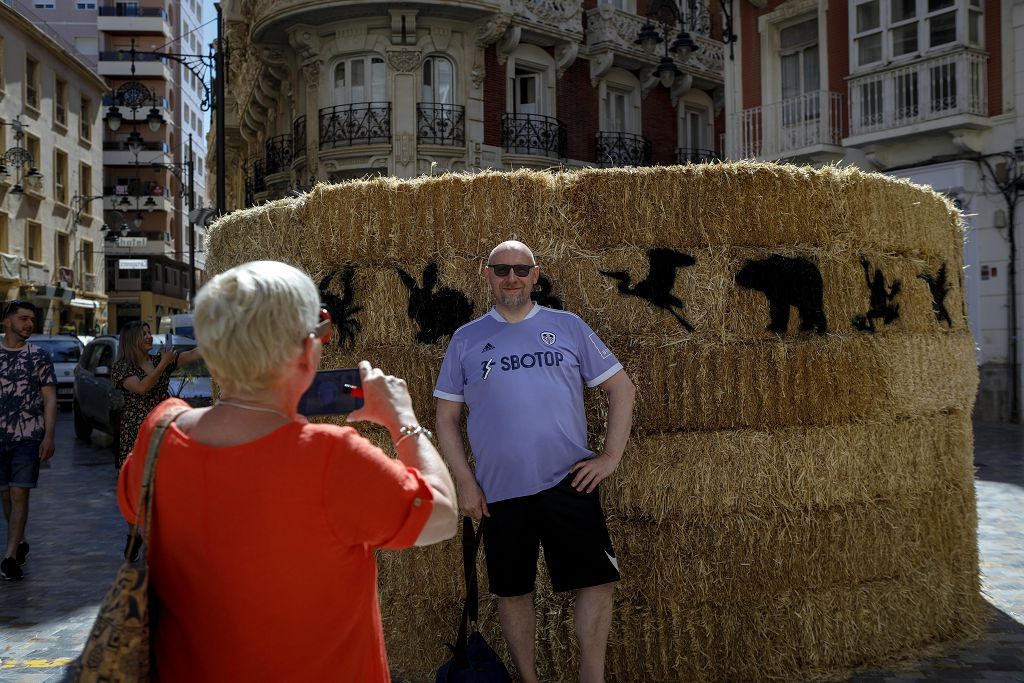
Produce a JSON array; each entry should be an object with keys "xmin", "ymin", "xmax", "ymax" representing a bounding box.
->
[{"xmin": 72, "ymin": 404, "xmax": 189, "ymax": 683}]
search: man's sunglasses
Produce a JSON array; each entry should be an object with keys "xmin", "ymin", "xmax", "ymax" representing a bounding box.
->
[
  {"xmin": 311, "ymin": 308, "xmax": 332, "ymax": 345},
  {"xmin": 487, "ymin": 264, "xmax": 536, "ymax": 277}
]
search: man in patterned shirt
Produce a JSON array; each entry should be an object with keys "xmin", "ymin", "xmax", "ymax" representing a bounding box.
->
[
  {"xmin": 435, "ymin": 241, "xmax": 636, "ymax": 683},
  {"xmin": 0, "ymin": 301, "xmax": 56, "ymax": 581}
]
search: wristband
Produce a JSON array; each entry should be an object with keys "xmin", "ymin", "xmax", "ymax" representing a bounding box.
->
[{"xmin": 394, "ymin": 424, "xmax": 434, "ymax": 449}]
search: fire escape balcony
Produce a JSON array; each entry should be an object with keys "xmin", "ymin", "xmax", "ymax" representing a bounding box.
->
[
  {"xmin": 596, "ymin": 132, "xmax": 651, "ymax": 167},
  {"xmin": 729, "ymin": 90, "xmax": 844, "ymax": 163},
  {"xmin": 319, "ymin": 103, "xmax": 392, "ymax": 150},
  {"xmin": 501, "ymin": 113, "xmax": 566, "ymax": 160},
  {"xmin": 845, "ymin": 49, "xmax": 989, "ymax": 146}
]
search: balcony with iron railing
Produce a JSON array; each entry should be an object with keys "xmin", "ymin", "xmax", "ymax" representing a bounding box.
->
[
  {"xmin": 846, "ymin": 49, "xmax": 988, "ymax": 144},
  {"xmin": 245, "ymin": 156, "xmax": 267, "ymax": 207},
  {"xmin": 595, "ymin": 132, "xmax": 652, "ymax": 167},
  {"xmin": 319, "ymin": 103, "xmax": 392, "ymax": 149},
  {"xmin": 292, "ymin": 116, "xmax": 307, "ymax": 160},
  {"xmin": 417, "ymin": 104, "xmax": 465, "ymax": 146},
  {"xmin": 730, "ymin": 90, "xmax": 844, "ymax": 161},
  {"xmin": 264, "ymin": 134, "xmax": 295, "ymax": 176},
  {"xmin": 502, "ymin": 113, "xmax": 567, "ymax": 159}
]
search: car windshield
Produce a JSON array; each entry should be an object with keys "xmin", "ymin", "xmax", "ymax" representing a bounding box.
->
[{"xmin": 32, "ymin": 339, "xmax": 84, "ymax": 363}]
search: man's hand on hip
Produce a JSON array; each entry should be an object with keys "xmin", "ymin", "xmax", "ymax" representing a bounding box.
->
[
  {"xmin": 457, "ymin": 476, "xmax": 489, "ymax": 521},
  {"xmin": 38, "ymin": 436, "xmax": 55, "ymax": 462},
  {"xmin": 570, "ymin": 452, "xmax": 621, "ymax": 493}
]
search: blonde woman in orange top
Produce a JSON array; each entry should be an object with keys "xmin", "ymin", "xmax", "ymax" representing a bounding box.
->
[{"xmin": 117, "ymin": 261, "xmax": 457, "ymax": 681}]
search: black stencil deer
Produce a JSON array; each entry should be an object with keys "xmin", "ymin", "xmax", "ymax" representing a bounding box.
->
[
  {"xmin": 318, "ymin": 267, "xmax": 364, "ymax": 349},
  {"xmin": 852, "ymin": 256, "xmax": 901, "ymax": 333},
  {"xmin": 600, "ymin": 247, "xmax": 696, "ymax": 331},
  {"xmin": 396, "ymin": 262, "xmax": 475, "ymax": 344}
]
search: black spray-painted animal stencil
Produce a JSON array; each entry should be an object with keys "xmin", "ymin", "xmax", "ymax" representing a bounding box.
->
[
  {"xmin": 735, "ymin": 255, "xmax": 827, "ymax": 334},
  {"xmin": 396, "ymin": 262, "xmax": 475, "ymax": 344},
  {"xmin": 600, "ymin": 247, "xmax": 696, "ymax": 331},
  {"xmin": 318, "ymin": 267, "xmax": 364, "ymax": 348},
  {"xmin": 919, "ymin": 263, "xmax": 953, "ymax": 327},
  {"xmin": 531, "ymin": 275, "xmax": 564, "ymax": 310},
  {"xmin": 853, "ymin": 256, "xmax": 901, "ymax": 333}
]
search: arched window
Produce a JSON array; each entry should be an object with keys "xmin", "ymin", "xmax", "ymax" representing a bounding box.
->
[
  {"xmin": 422, "ymin": 56, "xmax": 454, "ymax": 104},
  {"xmin": 334, "ymin": 56, "xmax": 387, "ymax": 104},
  {"xmin": 599, "ymin": 68, "xmax": 641, "ymax": 134}
]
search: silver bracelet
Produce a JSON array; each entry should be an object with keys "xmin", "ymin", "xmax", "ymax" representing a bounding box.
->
[{"xmin": 394, "ymin": 424, "xmax": 434, "ymax": 449}]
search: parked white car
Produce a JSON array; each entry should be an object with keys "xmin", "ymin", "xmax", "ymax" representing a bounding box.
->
[{"xmin": 29, "ymin": 335, "xmax": 85, "ymax": 407}]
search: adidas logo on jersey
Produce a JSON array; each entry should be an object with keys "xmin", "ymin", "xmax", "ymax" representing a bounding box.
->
[{"xmin": 481, "ymin": 343, "xmax": 495, "ymax": 353}]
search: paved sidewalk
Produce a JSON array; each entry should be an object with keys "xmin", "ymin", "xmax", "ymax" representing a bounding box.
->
[{"xmin": 0, "ymin": 415, "xmax": 1021, "ymax": 681}]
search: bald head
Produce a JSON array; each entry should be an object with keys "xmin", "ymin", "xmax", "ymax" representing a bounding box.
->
[{"xmin": 488, "ymin": 240, "xmax": 536, "ymax": 266}]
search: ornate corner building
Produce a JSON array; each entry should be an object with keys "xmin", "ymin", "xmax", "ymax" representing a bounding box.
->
[{"xmin": 216, "ymin": 0, "xmax": 727, "ymax": 206}]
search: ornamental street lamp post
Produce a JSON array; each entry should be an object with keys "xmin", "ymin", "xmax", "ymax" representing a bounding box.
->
[{"xmin": 0, "ymin": 117, "xmax": 44, "ymax": 194}]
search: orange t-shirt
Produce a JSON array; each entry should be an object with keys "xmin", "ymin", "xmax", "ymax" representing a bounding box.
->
[{"xmin": 117, "ymin": 399, "xmax": 433, "ymax": 682}]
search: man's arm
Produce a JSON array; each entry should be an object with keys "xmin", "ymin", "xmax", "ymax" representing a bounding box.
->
[
  {"xmin": 570, "ymin": 369, "xmax": 636, "ymax": 492},
  {"xmin": 39, "ymin": 384, "xmax": 57, "ymax": 462},
  {"xmin": 436, "ymin": 398, "xmax": 489, "ymax": 520}
]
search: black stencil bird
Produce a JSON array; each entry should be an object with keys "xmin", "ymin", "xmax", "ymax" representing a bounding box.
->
[
  {"xmin": 600, "ymin": 247, "xmax": 696, "ymax": 331},
  {"xmin": 318, "ymin": 267, "xmax": 363, "ymax": 349}
]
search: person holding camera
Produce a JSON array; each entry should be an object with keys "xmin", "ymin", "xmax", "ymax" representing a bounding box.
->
[
  {"xmin": 117, "ymin": 260, "xmax": 457, "ymax": 681},
  {"xmin": 434, "ymin": 240, "xmax": 636, "ymax": 683}
]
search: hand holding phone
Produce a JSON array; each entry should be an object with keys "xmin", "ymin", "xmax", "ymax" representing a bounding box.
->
[
  {"xmin": 345, "ymin": 361, "xmax": 417, "ymax": 435},
  {"xmin": 298, "ymin": 368, "xmax": 364, "ymax": 416}
]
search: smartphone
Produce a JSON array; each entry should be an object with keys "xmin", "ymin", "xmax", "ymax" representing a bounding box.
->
[{"xmin": 299, "ymin": 368, "xmax": 364, "ymax": 416}]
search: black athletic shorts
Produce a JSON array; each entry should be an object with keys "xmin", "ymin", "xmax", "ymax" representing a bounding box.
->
[{"xmin": 483, "ymin": 473, "xmax": 620, "ymax": 597}]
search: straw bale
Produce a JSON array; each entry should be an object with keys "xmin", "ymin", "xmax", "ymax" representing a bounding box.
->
[
  {"xmin": 606, "ymin": 410, "xmax": 974, "ymax": 520},
  {"xmin": 205, "ymin": 195, "xmax": 308, "ymax": 276}
]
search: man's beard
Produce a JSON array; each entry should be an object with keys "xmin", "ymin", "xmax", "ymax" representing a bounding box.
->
[{"xmin": 496, "ymin": 288, "xmax": 529, "ymax": 309}]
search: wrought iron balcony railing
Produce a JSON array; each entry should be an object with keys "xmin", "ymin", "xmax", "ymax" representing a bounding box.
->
[
  {"xmin": 98, "ymin": 51, "xmax": 167, "ymax": 63},
  {"xmin": 292, "ymin": 115, "xmax": 306, "ymax": 159},
  {"xmin": 676, "ymin": 148, "xmax": 719, "ymax": 164},
  {"xmin": 417, "ymin": 104, "xmax": 465, "ymax": 146},
  {"xmin": 501, "ymin": 113, "xmax": 567, "ymax": 158},
  {"xmin": 245, "ymin": 156, "xmax": 266, "ymax": 207},
  {"xmin": 264, "ymin": 134, "xmax": 294, "ymax": 175},
  {"xmin": 319, "ymin": 103, "xmax": 391, "ymax": 149},
  {"xmin": 103, "ymin": 140, "xmax": 170, "ymax": 153},
  {"xmin": 596, "ymin": 132, "xmax": 652, "ymax": 167},
  {"xmin": 848, "ymin": 49, "xmax": 987, "ymax": 138},
  {"xmin": 103, "ymin": 94, "xmax": 169, "ymax": 109}
]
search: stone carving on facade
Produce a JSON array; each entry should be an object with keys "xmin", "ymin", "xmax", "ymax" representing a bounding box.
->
[
  {"xmin": 496, "ymin": 26, "xmax": 522, "ymax": 65},
  {"xmin": 471, "ymin": 52, "xmax": 486, "ymax": 88},
  {"xmin": 396, "ymin": 133, "xmax": 415, "ymax": 166},
  {"xmin": 475, "ymin": 11, "xmax": 514, "ymax": 47},
  {"xmin": 386, "ymin": 50, "xmax": 423, "ymax": 73},
  {"xmin": 585, "ymin": 6, "xmax": 644, "ymax": 50},
  {"xmin": 639, "ymin": 66, "xmax": 659, "ymax": 98},
  {"xmin": 686, "ymin": 35, "xmax": 724, "ymax": 77},
  {"xmin": 288, "ymin": 24, "xmax": 323, "ymax": 61},
  {"xmin": 515, "ymin": 0, "xmax": 583, "ymax": 38},
  {"xmin": 431, "ymin": 25, "xmax": 453, "ymax": 51},
  {"xmin": 301, "ymin": 60, "xmax": 323, "ymax": 89},
  {"xmin": 589, "ymin": 51, "xmax": 615, "ymax": 87},
  {"xmin": 555, "ymin": 42, "xmax": 578, "ymax": 78},
  {"xmin": 683, "ymin": 2, "xmax": 711, "ymax": 37},
  {"xmin": 669, "ymin": 73, "xmax": 694, "ymax": 106}
]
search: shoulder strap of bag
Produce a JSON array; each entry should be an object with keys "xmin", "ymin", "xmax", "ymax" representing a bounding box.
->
[
  {"xmin": 132, "ymin": 404, "xmax": 190, "ymax": 547},
  {"xmin": 452, "ymin": 516, "xmax": 484, "ymax": 667}
]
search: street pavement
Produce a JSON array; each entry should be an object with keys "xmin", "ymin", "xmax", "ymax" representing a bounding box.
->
[{"xmin": 0, "ymin": 414, "xmax": 1021, "ymax": 682}]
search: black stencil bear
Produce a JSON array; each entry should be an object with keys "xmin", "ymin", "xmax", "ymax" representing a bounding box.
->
[
  {"xmin": 918, "ymin": 263, "xmax": 953, "ymax": 328},
  {"xmin": 396, "ymin": 262, "xmax": 474, "ymax": 344},
  {"xmin": 318, "ymin": 267, "xmax": 364, "ymax": 348},
  {"xmin": 735, "ymin": 255, "xmax": 827, "ymax": 334},
  {"xmin": 531, "ymin": 275, "xmax": 563, "ymax": 310},
  {"xmin": 852, "ymin": 256, "xmax": 901, "ymax": 333},
  {"xmin": 600, "ymin": 247, "xmax": 696, "ymax": 331}
]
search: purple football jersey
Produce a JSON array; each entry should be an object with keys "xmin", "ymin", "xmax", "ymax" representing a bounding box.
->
[{"xmin": 434, "ymin": 305, "xmax": 622, "ymax": 503}]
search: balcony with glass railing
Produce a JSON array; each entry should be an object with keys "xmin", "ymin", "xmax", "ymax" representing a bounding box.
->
[
  {"xmin": 730, "ymin": 90, "xmax": 844, "ymax": 161},
  {"xmin": 596, "ymin": 132, "xmax": 651, "ymax": 167},
  {"xmin": 846, "ymin": 49, "xmax": 988, "ymax": 144},
  {"xmin": 319, "ymin": 103, "xmax": 392, "ymax": 150}
]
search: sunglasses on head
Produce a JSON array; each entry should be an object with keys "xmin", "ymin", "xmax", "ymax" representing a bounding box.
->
[
  {"xmin": 487, "ymin": 264, "xmax": 535, "ymax": 277},
  {"xmin": 311, "ymin": 308, "xmax": 332, "ymax": 345}
]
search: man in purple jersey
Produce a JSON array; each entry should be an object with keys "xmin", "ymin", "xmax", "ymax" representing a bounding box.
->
[{"xmin": 435, "ymin": 240, "xmax": 635, "ymax": 683}]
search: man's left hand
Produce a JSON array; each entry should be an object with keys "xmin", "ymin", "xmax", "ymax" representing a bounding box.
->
[
  {"xmin": 570, "ymin": 452, "xmax": 621, "ymax": 493},
  {"xmin": 38, "ymin": 436, "xmax": 55, "ymax": 463}
]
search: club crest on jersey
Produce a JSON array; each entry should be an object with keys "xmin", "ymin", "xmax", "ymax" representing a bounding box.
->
[{"xmin": 540, "ymin": 331, "xmax": 556, "ymax": 346}]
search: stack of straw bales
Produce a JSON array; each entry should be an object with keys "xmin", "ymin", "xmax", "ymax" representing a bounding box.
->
[{"xmin": 207, "ymin": 163, "xmax": 982, "ymax": 681}]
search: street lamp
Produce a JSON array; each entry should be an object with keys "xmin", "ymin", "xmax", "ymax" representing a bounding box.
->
[
  {"xmin": 634, "ymin": 0, "xmax": 697, "ymax": 89},
  {"xmin": 150, "ymin": 133, "xmax": 196, "ymax": 299},
  {"xmin": 0, "ymin": 117, "xmax": 44, "ymax": 195},
  {"xmin": 72, "ymin": 193, "xmax": 106, "ymax": 223}
]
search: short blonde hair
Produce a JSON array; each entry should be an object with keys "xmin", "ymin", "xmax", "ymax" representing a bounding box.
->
[{"xmin": 194, "ymin": 261, "xmax": 320, "ymax": 394}]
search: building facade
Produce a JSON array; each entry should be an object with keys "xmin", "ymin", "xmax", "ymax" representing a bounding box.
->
[
  {"xmin": 723, "ymin": 0, "xmax": 1017, "ymax": 421},
  {"xmin": 0, "ymin": 2, "xmax": 107, "ymax": 334},
  {"xmin": 216, "ymin": 0, "xmax": 727, "ymax": 208}
]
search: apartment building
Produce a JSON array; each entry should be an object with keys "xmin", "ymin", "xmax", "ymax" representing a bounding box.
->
[
  {"xmin": 0, "ymin": 2, "xmax": 107, "ymax": 334},
  {"xmin": 30, "ymin": 0, "xmax": 212, "ymax": 331},
  {"xmin": 216, "ymin": 0, "xmax": 727, "ymax": 207},
  {"xmin": 723, "ymin": 0, "xmax": 1018, "ymax": 421}
]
